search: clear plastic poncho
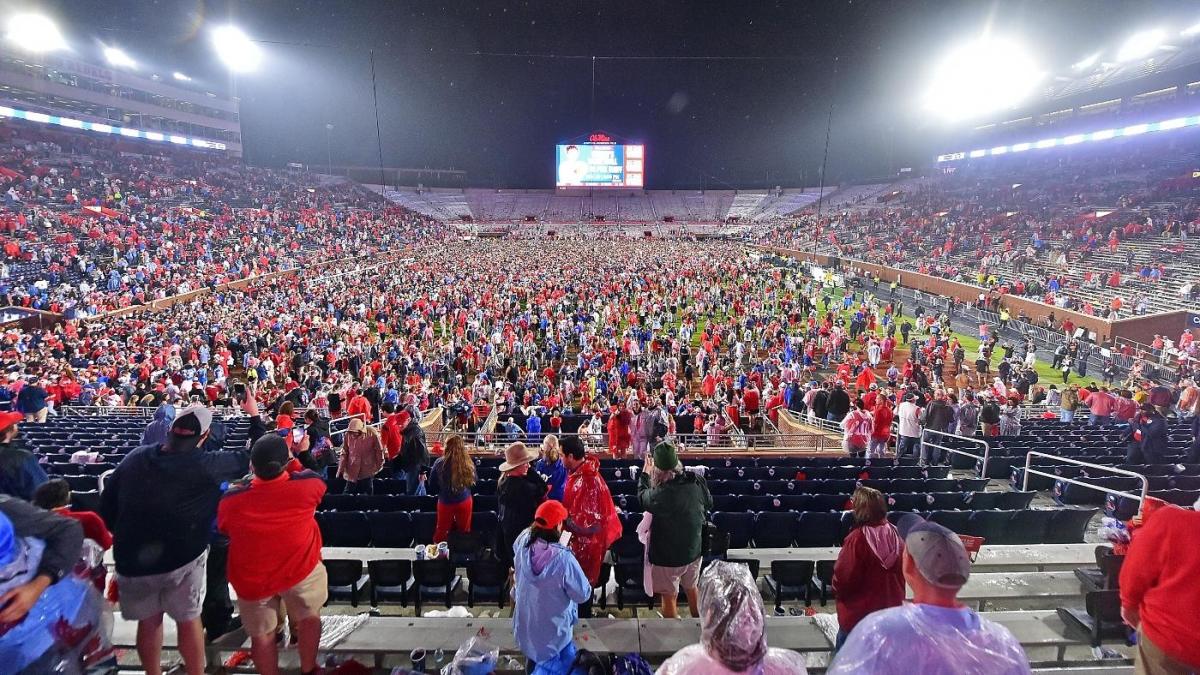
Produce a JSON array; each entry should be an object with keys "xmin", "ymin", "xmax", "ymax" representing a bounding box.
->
[
  {"xmin": 826, "ymin": 603, "xmax": 1031, "ymax": 675},
  {"xmin": 439, "ymin": 635, "xmax": 499, "ymax": 675},
  {"xmin": 656, "ymin": 560, "xmax": 808, "ymax": 675},
  {"xmin": 0, "ymin": 539, "xmax": 113, "ymax": 675}
]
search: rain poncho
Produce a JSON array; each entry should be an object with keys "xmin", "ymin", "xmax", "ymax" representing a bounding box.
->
[
  {"xmin": 561, "ymin": 455, "xmax": 621, "ymax": 584},
  {"xmin": 657, "ymin": 560, "xmax": 808, "ymax": 675},
  {"xmin": 0, "ymin": 533, "xmax": 112, "ymax": 674},
  {"xmin": 140, "ymin": 403, "xmax": 176, "ymax": 446},
  {"xmin": 827, "ymin": 603, "xmax": 1030, "ymax": 675},
  {"xmin": 511, "ymin": 530, "xmax": 591, "ymax": 667}
]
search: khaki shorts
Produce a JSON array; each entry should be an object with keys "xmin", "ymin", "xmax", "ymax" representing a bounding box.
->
[
  {"xmin": 118, "ymin": 551, "xmax": 207, "ymax": 622},
  {"xmin": 650, "ymin": 558, "xmax": 702, "ymax": 596},
  {"xmin": 237, "ymin": 563, "xmax": 328, "ymax": 637}
]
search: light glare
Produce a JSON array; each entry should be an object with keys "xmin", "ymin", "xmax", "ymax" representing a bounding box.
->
[
  {"xmin": 1072, "ymin": 53, "xmax": 1101, "ymax": 70},
  {"xmin": 1182, "ymin": 22, "xmax": 1200, "ymax": 37},
  {"xmin": 923, "ymin": 37, "xmax": 1042, "ymax": 121},
  {"xmin": 103, "ymin": 46, "xmax": 135, "ymax": 68},
  {"xmin": 172, "ymin": 71, "xmax": 192, "ymax": 82},
  {"xmin": 6, "ymin": 13, "xmax": 67, "ymax": 53},
  {"xmin": 1117, "ymin": 29, "xmax": 1165, "ymax": 61},
  {"xmin": 211, "ymin": 25, "xmax": 262, "ymax": 72}
]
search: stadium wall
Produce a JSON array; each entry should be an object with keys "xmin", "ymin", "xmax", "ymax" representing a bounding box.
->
[{"xmin": 760, "ymin": 247, "xmax": 1188, "ymax": 345}]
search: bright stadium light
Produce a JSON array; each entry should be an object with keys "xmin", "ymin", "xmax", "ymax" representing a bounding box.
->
[
  {"xmin": 1182, "ymin": 22, "xmax": 1200, "ymax": 37},
  {"xmin": 6, "ymin": 13, "xmax": 67, "ymax": 52},
  {"xmin": 103, "ymin": 46, "xmax": 136, "ymax": 69},
  {"xmin": 1072, "ymin": 52, "xmax": 1101, "ymax": 71},
  {"xmin": 172, "ymin": 71, "xmax": 192, "ymax": 82},
  {"xmin": 1117, "ymin": 29, "xmax": 1165, "ymax": 61},
  {"xmin": 211, "ymin": 25, "xmax": 261, "ymax": 72},
  {"xmin": 923, "ymin": 37, "xmax": 1042, "ymax": 121}
]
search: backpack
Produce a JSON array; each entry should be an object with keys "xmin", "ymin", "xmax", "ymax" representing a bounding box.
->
[{"xmin": 611, "ymin": 654, "xmax": 653, "ymax": 675}]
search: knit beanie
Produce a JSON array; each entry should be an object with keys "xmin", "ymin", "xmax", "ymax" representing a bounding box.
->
[{"xmin": 652, "ymin": 441, "xmax": 679, "ymax": 471}]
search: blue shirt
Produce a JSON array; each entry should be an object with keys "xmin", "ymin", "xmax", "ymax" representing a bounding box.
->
[{"xmin": 534, "ymin": 458, "xmax": 567, "ymax": 502}]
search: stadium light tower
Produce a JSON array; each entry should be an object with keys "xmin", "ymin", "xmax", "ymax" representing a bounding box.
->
[
  {"xmin": 923, "ymin": 37, "xmax": 1042, "ymax": 121},
  {"xmin": 6, "ymin": 13, "xmax": 67, "ymax": 53},
  {"xmin": 103, "ymin": 46, "xmax": 136, "ymax": 69},
  {"xmin": 211, "ymin": 25, "xmax": 262, "ymax": 72},
  {"xmin": 1116, "ymin": 29, "xmax": 1165, "ymax": 61}
]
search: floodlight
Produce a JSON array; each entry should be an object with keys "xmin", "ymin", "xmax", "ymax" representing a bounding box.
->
[
  {"xmin": 103, "ymin": 46, "xmax": 135, "ymax": 69},
  {"xmin": 1117, "ymin": 29, "xmax": 1165, "ymax": 61},
  {"xmin": 1072, "ymin": 53, "xmax": 1101, "ymax": 71},
  {"xmin": 211, "ymin": 25, "xmax": 261, "ymax": 73},
  {"xmin": 6, "ymin": 13, "xmax": 67, "ymax": 52},
  {"xmin": 1011, "ymin": 143, "xmax": 1031, "ymax": 152},
  {"xmin": 923, "ymin": 37, "xmax": 1042, "ymax": 121},
  {"xmin": 1182, "ymin": 22, "xmax": 1200, "ymax": 37},
  {"xmin": 1160, "ymin": 117, "xmax": 1187, "ymax": 130},
  {"xmin": 172, "ymin": 71, "xmax": 191, "ymax": 82},
  {"xmin": 1063, "ymin": 134, "xmax": 1085, "ymax": 145},
  {"xmin": 1123, "ymin": 123, "xmax": 1149, "ymax": 135}
]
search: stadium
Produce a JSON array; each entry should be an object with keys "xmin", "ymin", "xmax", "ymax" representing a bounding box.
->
[{"xmin": 0, "ymin": 2, "xmax": 1196, "ymax": 674}]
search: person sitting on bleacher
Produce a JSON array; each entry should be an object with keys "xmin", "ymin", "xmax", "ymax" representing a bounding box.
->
[
  {"xmin": 828, "ymin": 514, "xmax": 1030, "ymax": 675},
  {"xmin": 0, "ymin": 410, "xmax": 47, "ymax": 501},
  {"xmin": 657, "ymin": 560, "xmax": 808, "ymax": 674}
]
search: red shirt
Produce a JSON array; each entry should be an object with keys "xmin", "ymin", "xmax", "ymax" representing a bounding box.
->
[
  {"xmin": 53, "ymin": 507, "xmax": 112, "ymax": 550},
  {"xmin": 217, "ymin": 471, "xmax": 326, "ymax": 601},
  {"xmin": 1120, "ymin": 506, "xmax": 1200, "ymax": 667}
]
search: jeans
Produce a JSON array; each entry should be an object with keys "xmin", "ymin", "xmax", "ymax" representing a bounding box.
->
[
  {"xmin": 920, "ymin": 441, "xmax": 942, "ymax": 465},
  {"xmin": 867, "ymin": 437, "xmax": 889, "ymax": 459},
  {"xmin": 1060, "ymin": 409, "xmax": 1075, "ymax": 423},
  {"xmin": 898, "ymin": 435, "xmax": 920, "ymax": 458},
  {"xmin": 835, "ymin": 629, "xmax": 849, "ymax": 651},
  {"xmin": 404, "ymin": 465, "xmax": 423, "ymax": 495}
]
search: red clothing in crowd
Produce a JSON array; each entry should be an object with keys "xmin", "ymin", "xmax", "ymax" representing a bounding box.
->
[
  {"xmin": 562, "ymin": 455, "xmax": 621, "ymax": 584},
  {"xmin": 345, "ymin": 394, "xmax": 372, "ymax": 422},
  {"xmin": 1120, "ymin": 506, "xmax": 1200, "ymax": 669},
  {"xmin": 832, "ymin": 520, "xmax": 905, "ymax": 633},
  {"xmin": 52, "ymin": 507, "xmax": 112, "ymax": 550},
  {"xmin": 217, "ymin": 470, "xmax": 327, "ymax": 601}
]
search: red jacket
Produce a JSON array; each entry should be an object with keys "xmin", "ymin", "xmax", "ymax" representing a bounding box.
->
[
  {"xmin": 218, "ymin": 471, "xmax": 326, "ymax": 601},
  {"xmin": 1120, "ymin": 506, "xmax": 1200, "ymax": 667},
  {"xmin": 833, "ymin": 521, "xmax": 905, "ymax": 632},
  {"xmin": 381, "ymin": 413, "xmax": 404, "ymax": 460}
]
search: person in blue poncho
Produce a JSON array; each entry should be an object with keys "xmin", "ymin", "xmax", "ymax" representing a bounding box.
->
[{"xmin": 512, "ymin": 500, "xmax": 591, "ymax": 675}]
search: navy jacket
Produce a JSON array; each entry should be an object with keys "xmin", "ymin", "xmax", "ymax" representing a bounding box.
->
[{"xmin": 100, "ymin": 440, "xmax": 248, "ymax": 577}]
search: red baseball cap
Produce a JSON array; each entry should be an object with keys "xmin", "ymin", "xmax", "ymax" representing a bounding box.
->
[
  {"xmin": 534, "ymin": 500, "xmax": 568, "ymax": 530},
  {"xmin": 0, "ymin": 411, "xmax": 21, "ymax": 434}
]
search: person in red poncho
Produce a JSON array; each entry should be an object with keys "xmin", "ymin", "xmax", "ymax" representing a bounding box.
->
[
  {"xmin": 607, "ymin": 401, "xmax": 633, "ymax": 458},
  {"xmin": 560, "ymin": 436, "xmax": 620, "ymax": 616},
  {"xmin": 869, "ymin": 394, "xmax": 894, "ymax": 459}
]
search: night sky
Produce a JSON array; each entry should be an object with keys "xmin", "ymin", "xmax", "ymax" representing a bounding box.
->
[{"xmin": 40, "ymin": 0, "xmax": 1200, "ymax": 188}]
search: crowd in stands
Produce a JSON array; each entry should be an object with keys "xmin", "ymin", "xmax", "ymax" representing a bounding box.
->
[
  {"xmin": 0, "ymin": 120, "xmax": 1194, "ymax": 673},
  {"xmin": 760, "ymin": 130, "xmax": 1200, "ymax": 319}
]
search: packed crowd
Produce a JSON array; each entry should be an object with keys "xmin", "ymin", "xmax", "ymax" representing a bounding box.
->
[
  {"xmin": 760, "ymin": 133, "xmax": 1200, "ymax": 319},
  {"xmin": 0, "ymin": 121, "xmax": 1194, "ymax": 673}
]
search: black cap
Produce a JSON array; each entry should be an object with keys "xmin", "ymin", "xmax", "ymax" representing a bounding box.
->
[{"xmin": 251, "ymin": 434, "xmax": 290, "ymax": 479}]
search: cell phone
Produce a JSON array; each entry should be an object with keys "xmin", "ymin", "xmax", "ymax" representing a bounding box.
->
[
  {"xmin": 292, "ymin": 427, "xmax": 305, "ymax": 441},
  {"xmin": 558, "ymin": 531, "xmax": 572, "ymax": 547},
  {"xmin": 233, "ymin": 381, "xmax": 247, "ymax": 402}
]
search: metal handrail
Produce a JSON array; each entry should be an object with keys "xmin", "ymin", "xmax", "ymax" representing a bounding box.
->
[
  {"xmin": 1022, "ymin": 451, "xmax": 1150, "ymax": 515},
  {"xmin": 920, "ymin": 428, "xmax": 991, "ymax": 477}
]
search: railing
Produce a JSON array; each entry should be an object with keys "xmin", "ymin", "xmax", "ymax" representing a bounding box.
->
[
  {"xmin": 920, "ymin": 428, "xmax": 990, "ymax": 477},
  {"xmin": 1021, "ymin": 451, "xmax": 1150, "ymax": 516},
  {"xmin": 61, "ymin": 405, "xmax": 158, "ymax": 418}
]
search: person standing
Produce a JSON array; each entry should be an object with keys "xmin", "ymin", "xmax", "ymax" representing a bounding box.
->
[
  {"xmin": 638, "ymin": 441, "xmax": 712, "ymax": 618},
  {"xmin": 828, "ymin": 514, "xmax": 1030, "ymax": 674},
  {"xmin": 1120, "ymin": 501, "xmax": 1200, "ymax": 674},
  {"xmin": 428, "ymin": 434, "xmax": 476, "ymax": 543},
  {"xmin": 217, "ymin": 435, "xmax": 327, "ymax": 675},
  {"xmin": 0, "ymin": 411, "xmax": 46, "ymax": 500},
  {"xmin": 832, "ymin": 487, "xmax": 904, "ymax": 649},
  {"xmin": 100, "ymin": 405, "xmax": 249, "ymax": 675},
  {"xmin": 869, "ymin": 395, "xmax": 894, "ymax": 459},
  {"xmin": 338, "ymin": 417, "xmax": 385, "ymax": 495},
  {"xmin": 560, "ymin": 435, "xmax": 620, "ymax": 617},
  {"xmin": 511, "ymin": 500, "xmax": 592, "ymax": 674},
  {"xmin": 16, "ymin": 376, "xmax": 49, "ymax": 423},
  {"xmin": 896, "ymin": 393, "xmax": 922, "ymax": 459},
  {"xmin": 535, "ymin": 435, "xmax": 567, "ymax": 502},
  {"xmin": 496, "ymin": 442, "xmax": 547, "ymax": 570},
  {"xmin": 979, "ymin": 393, "xmax": 1001, "ymax": 436},
  {"xmin": 841, "ymin": 399, "xmax": 873, "ymax": 457},
  {"xmin": 399, "ymin": 409, "xmax": 430, "ymax": 495}
]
